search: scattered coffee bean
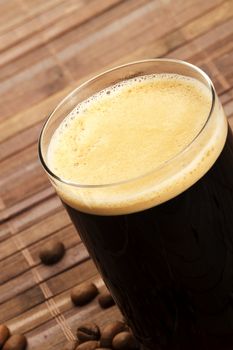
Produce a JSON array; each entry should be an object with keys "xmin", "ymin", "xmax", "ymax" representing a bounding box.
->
[
  {"xmin": 77, "ymin": 323, "xmax": 100, "ymax": 343},
  {"xmin": 98, "ymin": 289, "xmax": 115, "ymax": 309},
  {"xmin": 2, "ymin": 334, "xmax": 27, "ymax": 350},
  {"xmin": 39, "ymin": 241, "xmax": 65, "ymax": 265},
  {"xmin": 96, "ymin": 348, "xmax": 112, "ymax": 350},
  {"xmin": 100, "ymin": 321, "xmax": 126, "ymax": 348},
  {"xmin": 71, "ymin": 283, "xmax": 98, "ymax": 306},
  {"xmin": 75, "ymin": 340, "xmax": 99, "ymax": 350},
  {"xmin": 0, "ymin": 324, "xmax": 10, "ymax": 347},
  {"xmin": 112, "ymin": 331, "xmax": 138, "ymax": 349}
]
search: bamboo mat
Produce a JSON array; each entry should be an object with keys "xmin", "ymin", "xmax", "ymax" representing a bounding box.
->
[{"xmin": 0, "ymin": 0, "xmax": 233, "ymax": 349}]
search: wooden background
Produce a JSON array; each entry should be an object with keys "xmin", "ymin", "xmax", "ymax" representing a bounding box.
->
[{"xmin": 0, "ymin": 0, "xmax": 233, "ymax": 349}]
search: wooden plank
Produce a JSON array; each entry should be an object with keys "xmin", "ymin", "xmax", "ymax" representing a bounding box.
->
[
  {"xmin": 0, "ymin": 285, "xmax": 45, "ymax": 324},
  {"xmin": 0, "ymin": 270, "xmax": 41, "ymax": 304},
  {"xmin": 1, "ymin": 266, "xmax": 99, "ymax": 324},
  {"xmin": 0, "ymin": 210, "xmax": 72, "ymax": 261},
  {"xmin": 0, "ymin": 85, "xmax": 69, "ymax": 142},
  {"xmin": 0, "ymin": 0, "xmax": 123, "ymax": 64},
  {"xmin": 167, "ymin": 16, "xmax": 233, "ymax": 62},
  {"xmin": 0, "ymin": 227, "xmax": 82, "ymax": 286},
  {"xmin": 182, "ymin": 0, "xmax": 233, "ymax": 40},
  {"xmin": 0, "ymin": 194, "xmax": 61, "ymax": 234},
  {"xmin": 0, "ymin": 55, "xmax": 70, "ymax": 121},
  {"xmin": 19, "ymin": 210, "xmax": 71, "ymax": 248},
  {"xmin": 0, "ymin": 258, "xmax": 96, "ymax": 305},
  {"xmin": 0, "ymin": 222, "xmax": 13, "ymax": 243},
  {"xmin": 0, "ymin": 144, "xmax": 48, "ymax": 207},
  {"xmin": 161, "ymin": 0, "xmax": 224, "ymax": 25},
  {"xmin": 0, "ymin": 0, "xmax": 64, "ymax": 34},
  {"xmin": 0, "ymin": 122, "xmax": 43, "ymax": 162},
  {"xmin": 6, "ymin": 269, "xmax": 100, "ymax": 334},
  {"xmin": 0, "ymin": 0, "xmax": 27, "ymax": 34},
  {"xmin": 0, "ymin": 252, "xmax": 29, "ymax": 284}
]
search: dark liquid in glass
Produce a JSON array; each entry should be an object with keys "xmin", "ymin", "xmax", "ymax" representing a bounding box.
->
[{"xmin": 65, "ymin": 127, "xmax": 233, "ymax": 350}]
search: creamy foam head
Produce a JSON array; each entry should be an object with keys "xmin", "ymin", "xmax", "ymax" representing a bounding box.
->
[{"xmin": 47, "ymin": 74, "xmax": 227, "ymax": 215}]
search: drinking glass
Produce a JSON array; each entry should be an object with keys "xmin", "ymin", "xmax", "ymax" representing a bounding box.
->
[{"xmin": 39, "ymin": 59, "xmax": 233, "ymax": 350}]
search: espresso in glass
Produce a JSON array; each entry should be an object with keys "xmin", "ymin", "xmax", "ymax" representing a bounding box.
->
[{"xmin": 39, "ymin": 60, "xmax": 233, "ymax": 350}]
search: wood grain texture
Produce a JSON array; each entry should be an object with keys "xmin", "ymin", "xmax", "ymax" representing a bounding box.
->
[{"xmin": 1, "ymin": 0, "xmax": 233, "ymax": 349}]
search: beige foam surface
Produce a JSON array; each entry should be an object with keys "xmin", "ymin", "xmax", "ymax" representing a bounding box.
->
[{"xmin": 47, "ymin": 74, "xmax": 227, "ymax": 215}]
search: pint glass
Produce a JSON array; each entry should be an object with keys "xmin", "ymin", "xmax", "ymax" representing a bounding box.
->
[{"xmin": 39, "ymin": 59, "xmax": 233, "ymax": 350}]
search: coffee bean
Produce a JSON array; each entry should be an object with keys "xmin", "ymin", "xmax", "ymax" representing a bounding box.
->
[
  {"xmin": 39, "ymin": 241, "xmax": 65, "ymax": 265},
  {"xmin": 112, "ymin": 332, "xmax": 138, "ymax": 349},
  {"xmin": 0, "ymin": 325, "xmax": 10, "ymax": 347},
  {"xmin": 98, "ymin": 289, "xmax": 115, "ymax": 309},
  {"xmin": 96, "ymin": 348, "xmax": 112, "ymax": 350},
  {"xmin": 100, "ymin": 321, "xmax": 126, "ymax": 348},
  {"xmin": 75, "ymin": 340, "xmax": 99, "ymax": 350},
  {"xmin": 71, "ymin": 283, "xmax": 98, "ymax": 306},
  {"xmin": 2, "ymin": 334, "xmax": 27, "ymax": 350},
  {"xmin": 77, "ymin": 323, "xmax": 100, "ymax": 343}
]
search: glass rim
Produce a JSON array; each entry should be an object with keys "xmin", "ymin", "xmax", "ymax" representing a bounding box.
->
[{"xmin": 38, "ymin": 58, "xmax": 216, "ymax": 189}]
